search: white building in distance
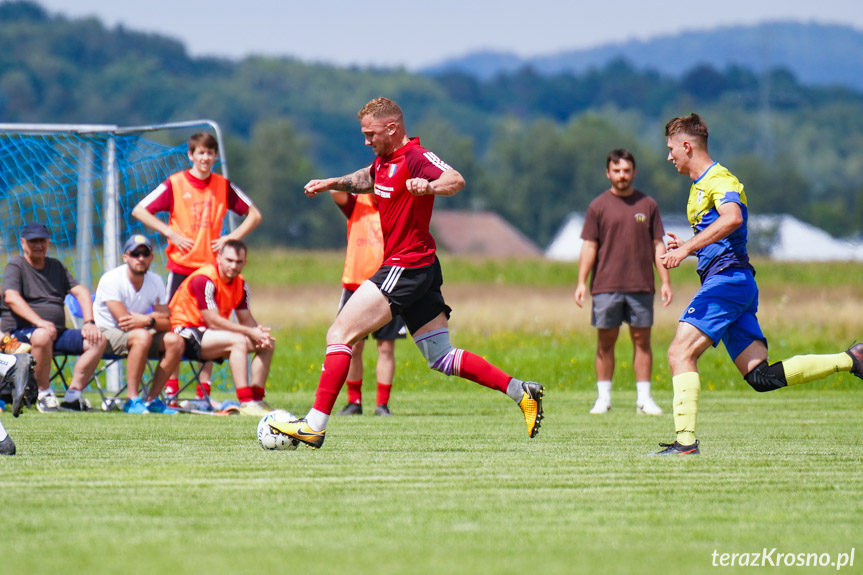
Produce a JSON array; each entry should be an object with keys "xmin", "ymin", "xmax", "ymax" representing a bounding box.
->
[{"xmin": 546, "ymin": 213, "xmax": 863, "ymax": 262}]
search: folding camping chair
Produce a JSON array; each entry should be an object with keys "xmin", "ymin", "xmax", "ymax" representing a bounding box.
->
[{"xmin": 49, "ymin": 294, "xmax": 133, "ymax": 410}]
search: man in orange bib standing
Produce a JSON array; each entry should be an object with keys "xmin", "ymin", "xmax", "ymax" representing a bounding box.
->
[
  {"xmin": 331, "ymin": 191, "xmax": 406, "ymax": 417},
  {"xmin": 132, "ymin": 132, "xmax": 262, "ymax": 404}
]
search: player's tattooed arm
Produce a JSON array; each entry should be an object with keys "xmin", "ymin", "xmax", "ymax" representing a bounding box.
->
[
  {"xmin": 304, "ymin": 167, "xmax": 373, "ymax": 197},
  {"xmin": 333, "ymin": 167, "xmax": 373, "ymax": 193}
]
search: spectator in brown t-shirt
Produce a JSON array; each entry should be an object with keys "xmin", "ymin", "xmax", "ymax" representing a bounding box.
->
[{"xmin": 574, "ymin": 149, "xmax": 673, "ymax": 415}]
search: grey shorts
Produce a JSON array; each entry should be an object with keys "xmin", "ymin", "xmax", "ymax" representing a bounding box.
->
[
  {"xmin": 591, "ymin": 292, "xmax": 654, "ymax": 329},
  {"xmin": 101, "ymin": 327, "xmax": 166, "ymax": 357}
]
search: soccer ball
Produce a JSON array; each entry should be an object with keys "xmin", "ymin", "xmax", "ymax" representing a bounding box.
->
[{"xmin": 257, "ymin": 410, "xmax": 298, "ymax": 451}]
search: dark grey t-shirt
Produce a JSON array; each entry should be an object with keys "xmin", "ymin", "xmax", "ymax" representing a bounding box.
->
[{"xmin": 1, "ymin": 256, "xmax": 79, "ymax": 332}]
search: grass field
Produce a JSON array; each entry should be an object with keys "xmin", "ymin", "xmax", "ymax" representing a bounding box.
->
[{"xmin": 2, "ymin": 253, "xmax": 863, "ymax": 575}]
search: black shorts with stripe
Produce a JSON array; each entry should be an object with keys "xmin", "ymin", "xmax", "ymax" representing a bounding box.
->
[
  {"xmin": 174, "ymin": 327, "xmax": 225, "ymax": 364},
  {"xmin": 339, "ymin": 288, "xmax": 407, "ymax": 340},
  {"xmin": 166, "ymin": 271, "xmax": 190, "ymax": 302},
  {"xmin": 368, "ymin": 258, "xmax": 452, "ymax": 335}
]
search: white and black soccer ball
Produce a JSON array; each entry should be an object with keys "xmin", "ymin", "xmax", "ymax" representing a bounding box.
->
[{"xmin": 257, "ymin": 410, "xmax": 298, "ymax": 451}]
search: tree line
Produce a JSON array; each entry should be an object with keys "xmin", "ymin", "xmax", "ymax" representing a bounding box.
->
[{"xmin": 2, "ymin": 1, "xmax": 863, "ymax": 249}]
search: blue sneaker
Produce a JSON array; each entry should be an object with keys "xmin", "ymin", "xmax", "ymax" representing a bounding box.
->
[
  {"xmin": 650, "ymin": 440, "xmax": 700, "ymax": 455},
  {"xmin": 147, "ymin": 398, "xmax": 178, "ymax": 415},
  {"xmin": 123, "ymin": 397, "xmax": 148, "ymax": 414}
]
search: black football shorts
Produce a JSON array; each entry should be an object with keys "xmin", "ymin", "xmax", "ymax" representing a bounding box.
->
[{"xmin": 368, "ymin": 258, "xmax": 452, "ymax": 335}]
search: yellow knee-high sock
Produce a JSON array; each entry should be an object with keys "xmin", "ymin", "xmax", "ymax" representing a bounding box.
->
[
  {"xmin": 781, "ymin": 353, "xmax": 852, "ymax": 386},
  {"xmin": 672, "ymin": 372, "xmax": 701, "ymax": 446}
]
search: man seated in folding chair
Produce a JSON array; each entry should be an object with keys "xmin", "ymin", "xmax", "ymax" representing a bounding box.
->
[
  {"xmin": 93, "ymin": 235, "xmax": 185, "ymax": 415},
  {"xmin": 169, "ymin": 239, "xmax": 277, "ymax": 417},
  {"xmin": 0, "ymin": 222, "xmax": 106, "ymax": 412}
]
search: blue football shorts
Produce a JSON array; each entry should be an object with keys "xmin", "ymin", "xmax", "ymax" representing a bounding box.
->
[
  {"xmin": 13, "ymin": 326, "xmax": 85, "ymax": 355},
  {"xmin": 679, "ymin": 267, "xmax": 767, "ymax": 360}
]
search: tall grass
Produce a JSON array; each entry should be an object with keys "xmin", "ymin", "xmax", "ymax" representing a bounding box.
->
[{"xmin": 240, "ymin": 249, "xmax": 863, "ymax": 289}]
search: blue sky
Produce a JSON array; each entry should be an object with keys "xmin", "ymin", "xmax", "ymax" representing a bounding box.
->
[{"xmin": 35, "ymin": 0, "xmax": 863, "ymax": 69}]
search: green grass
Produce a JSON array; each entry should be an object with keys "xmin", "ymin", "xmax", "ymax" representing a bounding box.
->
[
  {"xmin": 3, "ymin": 386, "xmax": 862, "ymax": 575},
  {"xmin": 3, "ymin": 252, "xmax": 863, "ymax": 574},
  {"xmin": 3, "ymin": 325, "xmax": 863, "ymax": 575}
]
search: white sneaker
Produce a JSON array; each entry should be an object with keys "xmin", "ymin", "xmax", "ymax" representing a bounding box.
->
[
  {"xmin": 589, "ymin": 397, "xmax": 611, "ymax": 414},
  {"xmin": 37, "ymin": 391, "xmax": 60, "ymax": 413},
  {"xmin": 636, "ymin": 396, "xmax": 663, "ymax": 415},
  {"xmin": 239, "ymin": 401, "xmax": 273, "ymax": 417}
]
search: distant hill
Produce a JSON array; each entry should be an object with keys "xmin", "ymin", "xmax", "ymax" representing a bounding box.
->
[
  {"xmin": 424, "ymin": 21, "xmax": 863, "ymax": 91},
  {"xmin": 5, "ymin": 2, "xmax": 863, "ymax": 244}
]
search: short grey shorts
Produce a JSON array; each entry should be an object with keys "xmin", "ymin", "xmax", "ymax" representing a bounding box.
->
[
  {"xmin": 101, "ymin": 327, "xmax": 165, "ymax": 357},
  {"xmin": 591, "ymin": 292, "xmax": 654, "ymax": 329}
]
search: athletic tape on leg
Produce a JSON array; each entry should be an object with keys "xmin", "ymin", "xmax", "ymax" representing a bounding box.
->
[{"xmin": 414, "ymin": 328, "xmax": 458, "ymax": 375}]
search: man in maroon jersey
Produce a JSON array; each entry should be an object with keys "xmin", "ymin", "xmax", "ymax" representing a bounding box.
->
[{"xmin": 267, "ymin": 97, "xmax": 543, "ymax": 449}]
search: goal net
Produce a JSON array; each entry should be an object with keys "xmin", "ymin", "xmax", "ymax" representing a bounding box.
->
[
  {"xmin": 0, "ymin": 120, "xmax": 230, "ymax": 285},
  {"xmin": 0, "ymin": 120, "xmax": 232, "ymax": 396}
]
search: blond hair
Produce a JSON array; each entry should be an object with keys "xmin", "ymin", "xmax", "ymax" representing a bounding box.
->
[{"xmin": 357, "ymin": 97, "xmax": 404, "ymax": 122}]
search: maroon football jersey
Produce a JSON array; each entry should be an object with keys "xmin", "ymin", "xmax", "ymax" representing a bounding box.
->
[{"xmin": 370, "ymin": 137, "xmax": 451, "ymax": 268}]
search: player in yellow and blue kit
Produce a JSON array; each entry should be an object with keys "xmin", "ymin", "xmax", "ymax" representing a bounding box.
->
[{"xmin": 654, "ymin": 113, "xmax": 863, "ymax": 455}]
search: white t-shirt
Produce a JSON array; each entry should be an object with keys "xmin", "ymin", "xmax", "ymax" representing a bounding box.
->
[{"xmin": 94, "ymin": 264, "xmax": 167, "ymax": 329}]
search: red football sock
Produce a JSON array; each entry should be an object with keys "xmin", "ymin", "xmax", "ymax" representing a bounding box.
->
[
  {"xmin": 312, "ymin": 345, "xmax": 353, "ymax": 415},
  {"xmin": 196, "ymin": 381, "xmax": 211, "ymax": 399},
  {"xmin": 346, "ymin": 380, "xmax": 363, "ymax": 404},
  {"xmin": 165, "ymin": 379, "xmax": 179, "ymax": 396},
  {"xmin": 236, "ymin": 386, "xmax": 254, "ymax": 403},
  {"xmin": 251, "ymin": 386, "xmax": 265, "ymax": 401},
  {"xmin": 376, "ymin": 382, "xmax": 392, "ymax": 406},
  {"xmin": 453, "ymin": 350, "xmax": 511, "ymax": 393}
]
